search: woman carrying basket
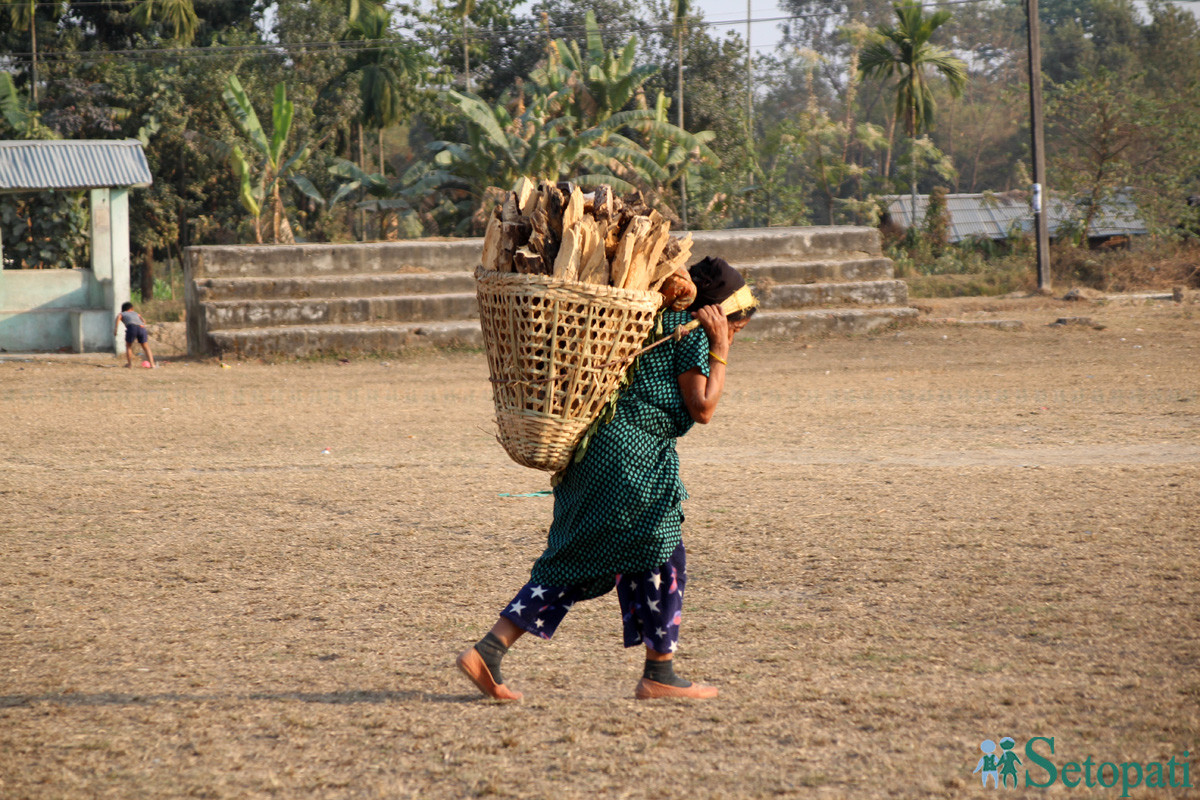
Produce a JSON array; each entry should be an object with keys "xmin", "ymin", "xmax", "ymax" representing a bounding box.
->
[{"xmin": 458, "ymin": 256, "xmax": 755, "ymax": 701}]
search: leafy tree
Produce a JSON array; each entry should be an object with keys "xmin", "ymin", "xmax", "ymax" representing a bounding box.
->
[
  {"xmin": 410, "ymin": 0, "xmax": 523, "ymax": 98},
  {"xmin": 1046, "ymin": 71, "xmax": 1200, "ymax": 238},
  {"xmin": 0, "ymin": 76, "xmax": 89, "ymax": 270},
  {"xmin": 776, "ymin": 0, "xmax": 894, "ymax": 95}
]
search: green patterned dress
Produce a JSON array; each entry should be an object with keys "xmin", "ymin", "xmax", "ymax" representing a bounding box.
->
[{"xmin": 529, "ymin": 310, "xmax": 712, "ymax": 599}]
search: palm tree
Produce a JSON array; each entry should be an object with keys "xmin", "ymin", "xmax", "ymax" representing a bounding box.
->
[
  {"xmin": 337, "ymin": 5, "xmax": 424, "ymax": 238},
  {"xmin": 4, "ymin": 0, "xmax": 40, "ymax": 105},
  {"xmin": 455, "ymin": 0, "xmax": 474, "ymax": 92},
  {"xmin": 859, "ymin": 2, "xmax": 966, "ymax": 228},
  {"xmin": 130, "ymin": 0, "xmax": 200, "ymax": 45}
]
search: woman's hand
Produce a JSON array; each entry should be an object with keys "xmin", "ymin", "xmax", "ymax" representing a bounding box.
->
[
  {"xmin": 680, "ymin": 305, "xmax": 733, "ymax": 424},
  {"xmin": 692, "ymin": 304, "xmax": 731, "ymax": 358}
]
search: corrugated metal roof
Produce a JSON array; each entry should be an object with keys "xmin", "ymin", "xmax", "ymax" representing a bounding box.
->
[
  {"xmin": 0, "ymin": 139, "xmax": 153, "ymax": 191},
  {"xmin": 883, "ymin": 192, "xmax": 1147, "ymax": 242}
]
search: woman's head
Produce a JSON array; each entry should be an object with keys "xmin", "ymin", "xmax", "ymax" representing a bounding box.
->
[{"xmin": 687, "ymin": 256, "xmax": 757, "ymax": 323}]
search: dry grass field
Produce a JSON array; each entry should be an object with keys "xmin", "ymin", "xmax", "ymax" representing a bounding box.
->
[{"xmin": 1, "ymin": 297, "xmax": 1198, "ymax": 799}]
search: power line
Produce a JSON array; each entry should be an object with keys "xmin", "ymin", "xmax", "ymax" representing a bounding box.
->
[{"xmin": 1, "ymin": 0, "xmax": 999, "ymax": 66}]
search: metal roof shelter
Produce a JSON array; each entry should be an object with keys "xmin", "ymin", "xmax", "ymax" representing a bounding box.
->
[
  {"xmin": 0, "ymin": 139, "xmax": 152, "ymax": 191},
  {"xmin": 882, "ymin": 191, "xmax": 1147, "ymax": 243},
  {"xmin": 0, "ymin": 139, "xmax": 153, "ymax": 353}
]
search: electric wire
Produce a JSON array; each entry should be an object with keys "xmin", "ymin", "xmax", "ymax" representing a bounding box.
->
[{"xmin": 2, "ymin": 0, "xmax": 1001, "ymax": 66}]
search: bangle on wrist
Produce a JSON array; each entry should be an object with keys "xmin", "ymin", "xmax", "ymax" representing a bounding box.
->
[{"xmin": 708, "ymin": 351, "xmax": 727, "ymax": 365}]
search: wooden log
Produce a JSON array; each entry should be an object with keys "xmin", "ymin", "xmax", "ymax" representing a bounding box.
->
[
  {"xmin": 513, "ymin": 246, "xmax": 546, "ymax": 275},
  {"xmin": 574, "ymin": 217, "xmax": 610, "ymax": 285},
  {"xmin": 501, "ymin": 191, "xmax": 520, "ymax": 224},
  {"xmin": 481, "ymin": 210, "xmax": 503, "ymax": 271},
  {"xmin": 513, "ymin": 177, "xmax": 537, "ymax": 217},
  {"xmin": 540, "ymin": 181, "xmax": 565, "ymax": 237},
  {"xmin": 632, "ymin": 217, "xmax": 672, "ymax": 292},
  {"xmin": 603, "ymin": 217, "xmax": 624, "ymax": 264},
  {"xmin": 612, "ymin": 216, "xmax": 652, "ymax": 290},
  {"xmin": 562, "ymin": 186, "xmax": 585, "ymax": 233},
  {"xmin": 499, "ymin": 220, "xmax": 529, "ymax": 273},
  {"xmin": 649, "ymin": 232, "xmax": 691, "ymax": 290},
  {"xmin": 552, "ymin": 221, "xmax": 584, "ymax": 281},
  {"xmin": 659, "ymin": 266, "xmax": 697, "ymax": 310},
  {"xmin": 593, "ymin": 184, "xmax": 615, "ymax": 219}
]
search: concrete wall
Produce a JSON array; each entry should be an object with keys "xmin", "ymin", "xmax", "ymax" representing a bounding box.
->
[
  {"xmin": 0, "ymin": 187, "xmax": 130, "ymax": 353},
  {"xmin": 0, "ymin": 269, "xmax": 114, "ymax": 352},
  {"xmin": 0, "ymin": 267, "xmax": 92, "ymax": 309}
]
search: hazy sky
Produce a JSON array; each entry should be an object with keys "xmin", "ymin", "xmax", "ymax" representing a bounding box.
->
[{"xmin": 690, "ymin": 0, "xmax": 790, "ymax": 53}]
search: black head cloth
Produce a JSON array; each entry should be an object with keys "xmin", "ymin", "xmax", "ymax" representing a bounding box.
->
[{"xmin": 687, "ymin": 256, "xmax": 746, "ymax": 312}]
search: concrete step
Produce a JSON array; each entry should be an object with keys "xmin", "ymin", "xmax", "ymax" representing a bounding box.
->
[
  {"xmin": 194, "ymin": 271, "xmax": 477, "ymax": 302},
  {"xmin": 760, "ymin": 280, "xmax": 908, "ymax": 310},
  {"xmin": 740, "ymin": 255, "xmax": 894, "ymax": 285},
  {"xmin": 200, "ymin": 293, "xmax": 479, "ymax": 331},
  {"xmin": 209, "ymin": 307, "xmax": 921, "ymax": 358},
  {"xmin": 186, "ymin": 226, "xmax": 883, "ymax": 281},
  {"xmin": 747, "ymin": 307, "xmax": 921, "ymax": 337},
  {"xmin": 187, "ymin": 240, "xmax": 487, "ymax": 280},
  {"xmin": 690, "ymin": 226, "xmax": 883, "ymax": 261},
  {"xmin": 208, "ymin": 320, "xmax": 483, "ymax": 358}
]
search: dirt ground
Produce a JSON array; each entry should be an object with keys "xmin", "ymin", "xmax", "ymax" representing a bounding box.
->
[{"xmin": 1, "ymin": 297, "xmax": 1198, "ymax": 799}]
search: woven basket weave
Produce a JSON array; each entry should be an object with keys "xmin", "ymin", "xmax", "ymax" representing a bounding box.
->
[{"xmin": 475, "ymin": 266, "xmax": 661, "ymax": 472}]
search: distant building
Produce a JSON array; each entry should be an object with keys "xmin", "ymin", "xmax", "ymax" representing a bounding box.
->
[
  {"xmin": 880, "ymin": 191, "xmax": 1146, "ymax": 246},
  {"xmin": 0, "ymin": 139, "xmax": 152, "ymax": 353}
]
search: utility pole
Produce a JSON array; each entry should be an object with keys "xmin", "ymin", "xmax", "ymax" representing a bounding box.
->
[
  {"xmin": 746, "ymin": 0, "xmax": 754, "ymax": 226},
  {"xmin": 462, "ymin": 8, "xmax": 471, "ymax": 93},
  {"xmin": 745, "ymin": 0, "xmax": 752, "ymax": 135},
  {"xmin": 676, "ymin": 0, "xmax": 688, "ymax": 229},
  {"xmin": 1026, "ymin": 0, "xmax": 1051, "ymax": 290}
]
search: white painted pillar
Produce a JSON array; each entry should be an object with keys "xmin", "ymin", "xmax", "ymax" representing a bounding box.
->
[
  {"xmin": 111, "ymin": 187, "xmax": 131, "ymax": 323},
  {"xmin": 91, "ymin": 187, "xmax": 131, "ymax": 354}
]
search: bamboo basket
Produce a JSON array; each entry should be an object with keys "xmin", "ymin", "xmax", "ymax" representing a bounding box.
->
[{"xmin": 475, "ymin": 266, "xmax": 661, "ymax": 472}]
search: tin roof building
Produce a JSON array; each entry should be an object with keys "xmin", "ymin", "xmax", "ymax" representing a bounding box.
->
[
  {"xmin": 881, "ymin": 191, "xmax": 1146, "ymax": 243},
  {"xmin": 0, "ymin": 139, "xmax": 152, "ymax": 191},
  {"xmin": 1, "ymin": 139, "xmax": 153, "ymax": 353}
]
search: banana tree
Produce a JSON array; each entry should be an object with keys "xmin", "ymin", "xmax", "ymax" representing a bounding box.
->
[
  {"xmin": 644, "ymin": 90, "xmax": 718, "ymax": 192},
  {"xmin": 221, "ymin": 75, "xmax": 323, "ymax": 244},
  {"xmin": 327, "ymin": 158, "xmax": 422, "ymax": 240},
  {"xmin": 533, "ymin": 10, "xmax": 659, "ymax": 130},
  {"xmin": 431, "ymin": 91, "xmax": 644, "ymax": 207}
]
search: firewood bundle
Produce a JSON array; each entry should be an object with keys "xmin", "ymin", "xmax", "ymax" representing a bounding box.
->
[{"xmin": 480, "ymin": 178, "xmax": 697, "ymax": 308}]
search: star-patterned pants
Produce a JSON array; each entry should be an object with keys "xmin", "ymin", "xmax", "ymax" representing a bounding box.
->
[{"xmin": 499, "ymin": 543, "xmax": 687, "ymax": 654}]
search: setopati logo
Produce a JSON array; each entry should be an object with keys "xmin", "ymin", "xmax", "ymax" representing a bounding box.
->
[{"xmin": 973, "ymin": 736, "xmax": 1192, "ymax": 797}]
